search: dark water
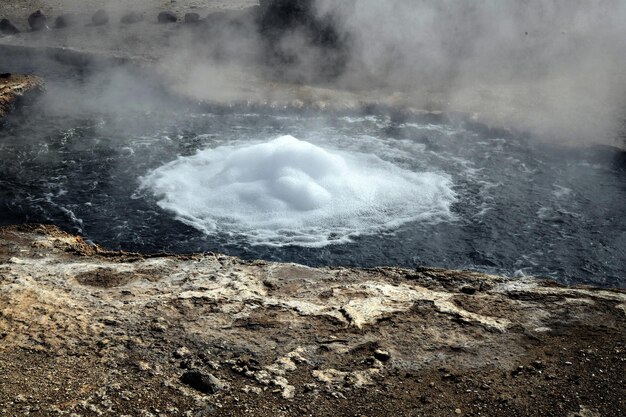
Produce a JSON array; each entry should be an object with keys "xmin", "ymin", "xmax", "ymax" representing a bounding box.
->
[{"xmin": 1, "ymin": 84, "xmax": 625, "ymax": 288}]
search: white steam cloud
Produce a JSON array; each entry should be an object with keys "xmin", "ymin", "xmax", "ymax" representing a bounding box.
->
[
  {"xmin": 313, "ymin": 0, "xmax": 626, "ymax": 144},
  {"xmin": 3, "ymin": 0, "xmax": 625, "ymax": 145}
]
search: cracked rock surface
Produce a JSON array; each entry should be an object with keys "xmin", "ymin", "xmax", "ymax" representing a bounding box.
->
[{"xmin": 0, "ymin": 224, "xmax": 624, "ymax": 416}]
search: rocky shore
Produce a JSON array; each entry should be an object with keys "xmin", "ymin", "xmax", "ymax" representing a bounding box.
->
[
  {"xmin": 0, "ymin": 73, "xmax": 43, "ymax": 121},
  {"xmin": 0, "ymin": 224, "xmax": 624, "ymax": 416}
]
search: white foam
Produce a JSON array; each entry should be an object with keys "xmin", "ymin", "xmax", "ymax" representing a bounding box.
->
[
  {"xmin": 403, "ymin": 123, "xmax": 460, "ymax": 136},
  {"xmin": 553, "ymin": 184, "xmax": 572, "ymax": 199},
  {"xmin": 140, "ymin": 135, "xmax": 456, "ymax": 247}
]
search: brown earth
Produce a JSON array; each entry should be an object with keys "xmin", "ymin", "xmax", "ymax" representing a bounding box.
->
[{"xmin": 0, "ymin": 224, "xmax": 624, "ymax": 416}]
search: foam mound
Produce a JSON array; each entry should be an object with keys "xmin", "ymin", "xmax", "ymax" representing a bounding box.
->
[{"xmin": 141, "ymin": 135, "xmax": 456, "ymax": 246}]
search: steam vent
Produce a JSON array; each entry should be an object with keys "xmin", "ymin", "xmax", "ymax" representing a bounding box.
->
[{"xmin": 0, "ymin": 1, "xmax": 625, "ymax": 416}]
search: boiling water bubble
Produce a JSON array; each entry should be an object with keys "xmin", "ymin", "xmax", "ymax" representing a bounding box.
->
[{"xmin": 141, "ymin": 135, "xmax": 456, "ymax": 246}]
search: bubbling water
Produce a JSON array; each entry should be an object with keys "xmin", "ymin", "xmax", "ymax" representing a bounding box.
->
[{"xmin": 141, "ymin": 135, "xmax": 456, "ymax": 246}]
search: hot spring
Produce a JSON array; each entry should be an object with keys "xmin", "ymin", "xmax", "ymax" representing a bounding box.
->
[
  {"xmin": 140, "ymin": 135, "xmax": 456, "ymax": 247},
  {"xmin": 1, "ymin": 81, "xmax": 624, "ymax": 288}
]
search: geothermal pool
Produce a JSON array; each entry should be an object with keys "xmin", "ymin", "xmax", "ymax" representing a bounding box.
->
[
  {"xmin": 140, "ymin": 134, "xmax": 456, "ymax": 247},
  {"xmin": 0, "ymin": 94, "xmax": 624, "ymax": 287}
]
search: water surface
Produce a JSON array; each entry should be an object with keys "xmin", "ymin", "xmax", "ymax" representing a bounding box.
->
[{"xmin": 1, "ymin": 88, "xmax": 624, "ymax": 287}]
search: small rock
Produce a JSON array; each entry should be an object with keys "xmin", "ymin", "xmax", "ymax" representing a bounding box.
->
[
  {"xmin": 158, "ymin": 11, "xmax": 177, "ymax": 23},
  {"xmin": 120, "ymin": 390, "xmax": 135, "ymax": 401},
  {"xmin": 54, "ymin": 14, "xmax": 78, "ymax": 29},
  {"xmin": 205, "ymin": 360, "xmax": 221, "ymax": 371},
  {"xmin": 184, "ymin": 13, "xmax": 200, "ymax": 24},
  {"xmin": 15, "ymin": 394, "xmax": 27, "ymax": 403},
  {"xmin": 242, "ymin": 385, "xmax": 262, "ymax": 395},
  {"xmin": 179, "ymin": 359, "xmax": 195, "ymax": 369},
  {"xmin": 499, "ymin": 394, "xmax": 512, "ymax": 403},
  {"xmin": 97, "ymin": 338, "xmax": 110, "ymax": 348},
  {"xmin": 569, "ymin": 405, "xmax": 601, "ymax": 417},
  {"xmin": 174, "ymin": 347, "xmax": 192, "ymax": 359},
  {"xmin": 442, "ymin": 373, "xmax": 461, "ymax": 383},
  {"xmin": 420, "ymin": 395, "xmax": 432, "ymax": 404},
  {"xmin": 180, "ymin": 371, "xmax": 227, "ymax": 394},
  {"xmin": 121, "ymin": 12, "xmax": 143, "ymax": 24},
  {"xmin": 374, "ymin": 349, "xmax": 391, "ymax": 362},
  {"xmin": 0, "ymin": 19, "xmax": 20, "ymax": 35},
  {"xmin": 28, "ymin": 11, "xmax": 47, "ymax": 31},
  {"xmin": 136, "ymin": 361, "xmax": 151, "ymax": 372},
  {"xmin": 8, "ymin": 257, "xmax": 24, "ymax": 264},
  {"xmin": 92, "ymin": 9, "xmax": 109, "ymax": 26},
  {"xmin": 532, "ymin": 360, "xmax": 545, "ymax": 369},
  {"xmin": 102, "ymin": 317, "xmax": 118, "ymax": 326},
  {"xmin": 330, "ymin": 391, "xmax": 346, "ymax": 399},
  {"xmin": 455, "ymin": 409, "xmax": 462, "ymax": 415},
  {"xmin": 460, "ymin": 286, "xmax": 476, "ymax": 295},
  {"xmin": 151, "ymin": 322, "xmax": 167, "ymax": 332}
]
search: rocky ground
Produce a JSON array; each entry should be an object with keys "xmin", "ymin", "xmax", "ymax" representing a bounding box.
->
[
  {"xmin": 0, "ymin": 0, "xmax": 260, "ymax": 63},
  {"xmin": 0, "ymin": 224, "xmax": 624, "ymax": 416},
  {"xmin": 0, "ymin": 73, "xmax": 43, "ymax": 120},
  {"xmin": 0, "ymin": 1, "xmax": 257, "ymax": 29}
]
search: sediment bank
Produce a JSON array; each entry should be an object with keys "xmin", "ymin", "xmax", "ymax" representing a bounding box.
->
[{"xmin": 0, "ymin": 225, "xmax": 624, "ymax": 416}]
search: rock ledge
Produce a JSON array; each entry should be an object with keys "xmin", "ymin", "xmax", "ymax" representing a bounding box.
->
[
  {"xmin": 0, "ymin": 224, "xmax": 624, "ymax": 416},
  {"xmin": 0, "ymin": 73, "xmax": 43, "ymax": 120}
]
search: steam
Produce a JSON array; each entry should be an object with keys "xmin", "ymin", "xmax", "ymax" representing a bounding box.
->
[
  {"xmin": 3, "ymin": 0, "xmax": 626, "ymax": 145},
  {"xmin": 154, "ymin": 0, "xmax": 626, "ymax": 145},
  {"xmin": 140, "ymin": 135, "xmax": 456, "ymax": 246},
  {"xmin": 312, "ymin": 0, "xmax": 626, "ymax": 144}
]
